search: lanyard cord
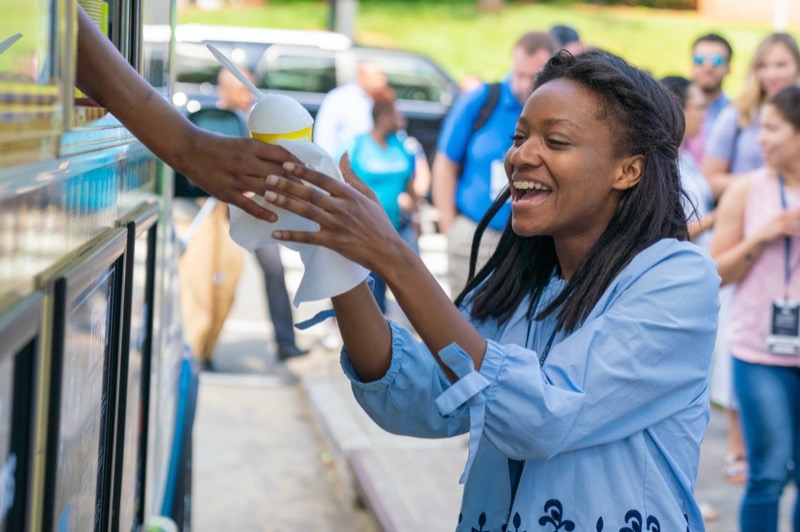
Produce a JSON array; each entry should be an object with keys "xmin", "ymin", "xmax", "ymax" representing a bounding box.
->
[
  {"xmin": 526, "ymin": 317, "xmax": 559, "ymax": 367},
  {"xmin": 779, "ymin": 174, "xmax": 791, "ymax": 299}
]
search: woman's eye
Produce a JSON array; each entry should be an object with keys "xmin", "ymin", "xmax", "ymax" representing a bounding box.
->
[
  {"xmin": 510, "ymin": 133, "xmax": 526, "ymax": 144},
  {"xmin": 546, "ymin": 138, "xmax": 569, "ymax": 148}
]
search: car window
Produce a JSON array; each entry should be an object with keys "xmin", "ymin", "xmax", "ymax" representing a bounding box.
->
[
  {"xmin": 356, "ymin": 50, "xmax": 452, "ymax": 104},
  {"xmin": 174, "ymin": 41, "xmax": 268, "ymax": 84},
  {"xmin": 201, "ymin": 40, "xmax": 269, "ymax": 70},
  {"xmin": 258, "ymin": 52, "xmax": 337, "ymax": 93}
]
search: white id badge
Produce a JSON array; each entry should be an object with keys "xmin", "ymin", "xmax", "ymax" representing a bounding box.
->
[
  {"xmin": 767, "ymin": 300, "xmax": 800, "ymax": 355},
  {"xmin": 490, "ymin": 159, "xmax": 509, "ymax": 200}
]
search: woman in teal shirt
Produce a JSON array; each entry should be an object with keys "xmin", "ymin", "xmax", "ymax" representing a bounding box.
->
[{"xmin": 340, "ymin": 95, "xmax": 417, "ymax": 312}]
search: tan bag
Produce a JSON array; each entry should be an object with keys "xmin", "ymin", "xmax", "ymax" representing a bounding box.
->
[{"xmin": 177, "ymin": 200, "xmax": 243, "ymax": 363}]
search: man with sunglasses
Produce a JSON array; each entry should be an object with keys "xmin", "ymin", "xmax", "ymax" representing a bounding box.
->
[{"xmin": 686, "ymin": 33, "xmax": 733, "ymax": 162}]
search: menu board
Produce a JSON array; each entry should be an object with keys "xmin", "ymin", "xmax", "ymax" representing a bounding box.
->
[{"xmin": 52, "ymin": 266, "xmax": 115, "ymax": 531}]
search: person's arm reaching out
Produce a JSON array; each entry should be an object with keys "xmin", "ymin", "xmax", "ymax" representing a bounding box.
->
[
  {"xmin": 75, "ymin": 5, "xmax": 289, "ymax": 221},
  {"xmin": 265, "ymin": 157, "xmax": 487, "ymax": 382}
]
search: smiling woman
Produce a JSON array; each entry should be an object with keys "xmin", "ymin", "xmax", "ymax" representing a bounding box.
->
[
  {"xmin": 461, "ymin": 51, "xmax": 689, "ymax": 330},
  {"xmin": 262, "ymin": 50, "xmax": 720, "ymax": 531}
]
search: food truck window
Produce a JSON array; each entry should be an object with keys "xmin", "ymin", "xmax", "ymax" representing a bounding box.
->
[
  {"xmin": 0, "ymin": 2, "xmax": 53, "ymax": 84},
  {"xmin": 0, "ymin": 0, "xmax": 61, "ymax": 168},
  {"xmin": 0, "ymin": 293, "xmax": 42, "ymax": 532},
  {"xmin": 42, "ymin": 229, "xmax": 126, "ymax": 532},
  {"xmin": 113, "ymin": 203, "xmax": 158, "ymax": 531}
]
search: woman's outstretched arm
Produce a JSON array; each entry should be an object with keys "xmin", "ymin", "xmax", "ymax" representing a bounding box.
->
[
  {"xmin": 74, "ymin": 4, "xmax": 290, "ymax": 221},
  {"xmin": 265, "ymin": 158, "xmax": 487, "ymax": 382}
]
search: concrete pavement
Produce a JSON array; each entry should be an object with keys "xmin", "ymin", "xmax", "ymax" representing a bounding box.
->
[{"xmin": 192, "ymin": 226, "xmax": 795, "ymax": 531}]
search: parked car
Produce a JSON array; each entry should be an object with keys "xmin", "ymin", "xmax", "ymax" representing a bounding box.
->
[{"xmin": 171, "ymin": 24, "xmax": 460, "ymax": 161}]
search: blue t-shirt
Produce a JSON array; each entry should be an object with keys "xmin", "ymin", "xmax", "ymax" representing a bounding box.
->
[
  {"xmin": 705, "ymin": 106, "xmax": 763, "ymax": 174},
  {"xmin": 343, "ymin": 132, "xmax": 415, "ymax": 229},
  {"xmin": 437, "ymin": 77, "xmax": 522, "ymax": 231}
]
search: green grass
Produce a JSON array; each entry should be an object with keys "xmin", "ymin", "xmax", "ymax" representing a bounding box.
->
[{"xmin": 178, "ymin": 1, "xmax": 779, "ymax": 95}]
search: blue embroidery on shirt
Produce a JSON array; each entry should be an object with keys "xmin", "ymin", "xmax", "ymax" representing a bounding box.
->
[
  {"xmin": 501, "ymin": 512, "xmax": 526, "ymax": 532},
  {"xmin": 537, "ymin": 499, "xmax": 575, "ymax": 531},
  {"xmin": 471, "ymin": 512, "xmax": 488, "ymax": 532},
  {"xmin": 619, "ymin": 510, "xmax": 661, "ymax": 532},
  {"xmin": 463, "ymin": 499, "xmax": 675, "ymax": 532}
]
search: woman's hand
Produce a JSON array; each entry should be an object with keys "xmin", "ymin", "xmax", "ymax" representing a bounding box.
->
[
  {"xmin": 176, "ymin": 129, "xmax": 296, "ymax": 222},
  {"xmin": 755, "ymin": 208, "xmax": 800, "ymax": 244},
  {"xmin": 264, "ymin": 155, "xmax": 409, "ymax": 275},
  {"xmin": 265, "ymin": 155, "xmax": 488, "ymax": 378}
]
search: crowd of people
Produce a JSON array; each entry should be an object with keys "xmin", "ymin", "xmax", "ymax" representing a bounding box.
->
[{"xmin": 75, "ymin": 2, "xmax": 798, "ymax": 528}]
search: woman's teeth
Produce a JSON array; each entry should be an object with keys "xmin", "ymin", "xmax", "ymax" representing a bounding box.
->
[{"xmin": 513, "ymin": 181, "xmax": 551, "ymax": 191}]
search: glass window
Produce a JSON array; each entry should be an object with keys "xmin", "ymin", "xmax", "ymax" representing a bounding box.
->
[
  {"xmin": 260, "ymin": 52, "xmax": 336, "ymax": 93},
  {"xmin": 175, "ymin": 41, "xmax": 270, "ymax": 86},
  {"xmin": 0, "ymin": 0, "xmax": 61, "ymax": 168},
  {"xmin": 356, "ymin": 50, "xmax": 451, "ymax": 104},
  {"xmin": 174, "ymin": 43, "xmax": 220, "ymax": 85},
  {"xmin": 0, "ymin": 1, "xmax": 53, "ymax": 84},
  {"xmin": 53, "ymin": 265, "xmax": 117, "ymax": 531}
]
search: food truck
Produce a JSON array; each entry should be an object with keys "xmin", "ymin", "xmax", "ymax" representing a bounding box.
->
[{"xmin": 0, "ymin": 0, "xmax": 193, "ymax": 530}]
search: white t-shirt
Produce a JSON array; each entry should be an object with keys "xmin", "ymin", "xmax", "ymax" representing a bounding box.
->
[{"xmin": 313, "ymin": 83, "xmax": 374, "ymax": 156}]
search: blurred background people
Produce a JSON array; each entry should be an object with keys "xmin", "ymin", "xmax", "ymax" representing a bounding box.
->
[
  {"xmin": 685, "ymin": 33, "xmax": 732, "ymax": 164},
  {"xmin": 661, "ymin": 76, "xmax": 715, "ymax": 247},
  {"xmin": 338, "ymin": 89, "xmax": 419, "ymax": 313},
  {"xmin": 432, "ymin": 31, "xmax": 557, "ymax": 297},
  {"xmin": 216, "ymin": 67, "xmax": 255, "ymax": 115},
  {"xmin": 549, "ymin": 24, "xmax": 583, "ymax": 56},
  {"xmin": 217, "ymin": 66, "xmax": 308, "ymax": 361},
  {"xmin": 704, "ymin": 32, "xmax": 800, "ymax": 198},
  {"xmin": 313, "ymin": 60, "xmax": 388, "ymax": 155},
  {"xmin": 712, "ymin": 85, "xmax": 800, "ymax": 532},
  {"xmin": 662, "ymin": 76, "xmax": 722, "ymax": 523},
  {"xmin": 702, "ymin": 32, "xmax": 800, "ymax": 484}
]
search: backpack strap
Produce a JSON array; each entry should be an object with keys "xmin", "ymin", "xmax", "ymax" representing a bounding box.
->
[
  {"xmin": 457, "ymin": 82, "xmax": 502, "ymax": 168},
  {"xmin": 473, "ymin": 82, "xmax": 501, "ymax": 133}
]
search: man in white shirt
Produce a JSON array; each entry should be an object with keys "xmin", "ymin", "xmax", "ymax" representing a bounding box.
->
[{"xmin": 313, "ymin": 60, "xmax": 387, "ymax": 155}]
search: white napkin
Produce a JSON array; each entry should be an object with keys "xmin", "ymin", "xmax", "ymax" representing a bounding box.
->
[{"xmin": 228, "ymin": 139, "xmax": 370, "ymax": 306}]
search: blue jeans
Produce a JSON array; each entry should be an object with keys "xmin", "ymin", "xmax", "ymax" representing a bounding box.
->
[{"xmin": 733, "ymin": 357, "xmax": 800, "ymax": 532}]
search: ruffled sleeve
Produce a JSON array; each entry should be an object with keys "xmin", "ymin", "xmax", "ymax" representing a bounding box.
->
[{"xmin": 341, "ymin": 321, "xmax": 470, "ymax": 439}]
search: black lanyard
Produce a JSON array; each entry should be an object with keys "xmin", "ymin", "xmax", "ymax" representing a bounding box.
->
[
  {"xmin": 508, "ymin": 318, "xmax": 558, "ymax": 511},
  {"xmin": 779, "ymin": 174, "xmax": 792, "ymax": 299},
  {"xmin": 526, "ymin": 318, "xmax": 558, "ymax": 367}
]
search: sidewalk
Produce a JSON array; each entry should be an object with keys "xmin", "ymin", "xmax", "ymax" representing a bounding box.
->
[{"xmin": 194, "ymin": 225, "xmax": 795, "ymax": 531}]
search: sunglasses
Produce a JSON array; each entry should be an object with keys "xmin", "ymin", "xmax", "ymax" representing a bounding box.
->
[{"xmin": 693, "ymin": 54, "xmax": 727, "ymax": 67}]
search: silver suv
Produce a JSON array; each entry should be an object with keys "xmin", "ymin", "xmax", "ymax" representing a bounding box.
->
[{"xmin": 172, "ymin": 24, "xmax": 460, "ymax": 160}]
